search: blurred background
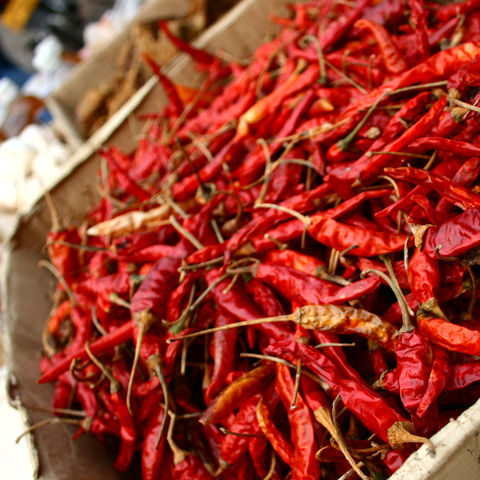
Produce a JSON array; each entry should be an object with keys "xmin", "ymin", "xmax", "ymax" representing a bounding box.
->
[{"xmin": 0, "ymin": 0, "xmax": 238, "ymax": 243}]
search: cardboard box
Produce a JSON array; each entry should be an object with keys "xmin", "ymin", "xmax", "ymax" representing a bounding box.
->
[
  {"xmin": 3, "ymin": 0, "xmax": 480, "ymax": 478},
  {"xmin": 46, "ymin": 0, "xmax": 194, "ymax": 149}
]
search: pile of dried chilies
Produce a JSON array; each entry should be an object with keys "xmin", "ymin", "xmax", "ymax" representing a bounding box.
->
[{"xmin": 34, "ymin": 0, "xmax": 480, "ymax": 478}]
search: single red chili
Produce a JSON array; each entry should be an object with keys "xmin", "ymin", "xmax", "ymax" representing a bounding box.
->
[
  {"xmin": 408, "ymin": 249, "xmax": 442, "ymax": 316},
  {"xmin": 319, "ymin": 0, "xmax": 371, "ymax": 52},
  {"xmin": 355, "ymin": 18, "xmax": 407, "ymax": 74},
  {"xmin": 142, "ymin": 404, "xmax": 166, "ymax": 480},
  {"xmin": 112, "ymin": 388, "xmax": 137, "ymax": 472},
  {"xmin": 263, "ymin": 249, "xmax": 325, "ymax": 277},
  {"xmin": 159, "ymin": 20, "xmax": 216, "ymax": 66},
  {"xmin": 417, "ymin": 314, "xmax": 480, "ymax": 357},
  {"xmin": 423, "ymin": 206, "xmax": 480, "ymax": 258},
  {"xmin": 142, "ymin": 53, "xmax": 184, "ymax": 117},
  {"xmin": 252, "ymin": 263, "xmax": 381, "ymax": 306},
  {"xmin": 256, "ymin": 388, "xmax": 294, "ymax": 467},
  {"xmin": 394, "ymin": 330, "xmax": 433, "ymax": 418},
  {"xmin": 408, "ymin": 0, "xmax": 430, "ymax": 60},
  {"xmin": 247, "ymin": 435, "xmax": 269, "ymax": 478},
  {"xmin": 275, "ymin": 364, "xmax": 320, "ymax": 480},
  {"xmin": 308, "ymin": 215, "xmax": 409, "ymax": 257},
  {"xmin": 48, "ymin": 300, "xmax": 72, "ymax": 336},
  {"xmin": 200, "ymin": 364, "xmax": 274, "ymax": 426},
  {"xmin": 205, "ymin": 309, "xmax": 238, "ymax": 403},
  {"xmin": 417, "ymin": 346, "xmax": 451, "ymax": 418},
  {"xmin": 46, "ymin": 224, "xmax": 80, "ymax": 283}
]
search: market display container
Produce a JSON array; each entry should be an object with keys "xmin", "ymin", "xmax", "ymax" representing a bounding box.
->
[
  {"xmin": 46, "ymin": 0, "xmax": 193, "ymax": 149},
  {"xmin": 3, "ymin": 0, "xmax": 480, "ymax": 478}
]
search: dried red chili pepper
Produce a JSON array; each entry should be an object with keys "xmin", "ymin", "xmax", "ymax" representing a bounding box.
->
[
  {"xmin": 263, "ymin": 249, "xmax": 325, "ymax": 277},
  {"xmin": 408, "ymin": 249, "xmax": 442, "ymax": 316},
  {"xmin": 200, "ymin": 364, "xmax": 274, "ymax": 426},
  {"xmin": 408, "ymin": 0, "xmax": 430, "ymax": 61},
  {"xmin": 39, "ymin": 321, "xmax": 134, "ymax": 383},
  {"xmin": 112, "ymin": 387, "xmax": 137, "ymax": 472},
  {"xmin": 275, "ymin": 364, "xmax": 320, "ymax": 480},
  {"xmin": 417, "ymin": 314, "xmax": 480, "ymax": 357},
  {"xmin": 142, "ymin": 53, "xmax": 184, "ymax": 117},
  {"xmin": 252, "ymin": 263, "xmax": 381, "ymax": 306},
  {"xmin": 424, "ymin": 206, "xmax": 480, "ymax": 258},
  {"xmin": 320, "ymin": 0, "xmax": 371, "ymax": 52},
  {"xmin": 394, "ymin": 331, "xmax": 432, "ymax": 418},
  {"xmin": 205, "ymin": 309, "xmax": 238, "ymax": 403},
  {"xmin": 355, "ymin": 18, "xmax": 407, "ymax": 74},
  {"xmin": 266, "ymin": 338, "xmax": 432, "ymax": 449},
  {"xmin": 141, "ymin": 404, "xmax": 166, "ymax": 480},
  {"xmin": 256, "ymin": 388, "xmax": 294, "ymax": 467},
  {"xmin": 159, "ymin": 20, "xmax": 216, "ymax": 66},
  {"xmin": 417, "ymin": 346, "xmax": 451, "ymax": 418},
  {"xmin": 308, "ymin": 215, "xmax": 409, "ymax": 257},
  {"xmin": 219, "ymin": 395, "xmax": 261, "ymax": 465},
  {"xmin": 445, "ymin": 361, "xmax": 480, "ymax": 391}
]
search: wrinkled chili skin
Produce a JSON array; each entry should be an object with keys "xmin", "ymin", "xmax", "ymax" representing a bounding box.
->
[
  {"xmin": 394, "ymin": 332, "xmax": 432, "ymax": 416},
  {"xmin": 417, "ymin": 346, "xmax": 451, "ymax": 418},
  {"xmin": 275, "ymin": 365, "xmax": 320, "ymax": 480},
  {"xmin": 200, "ymin": 364, "xmax": 274, "ymax": 426},
  {"xmin": 141, "ymin": 405, "xmax": 166, "ymax": 480},
  {"xmin": 408, "ymin": 249, "xmax": 440, "ymax": 305},
  {"xmin": 219, "ymin": 395, "xmax": 260, "ymax": 465},
  {"xmin": 205, "ymin": 309, "xmax": 238, "ymax": 403},
  {"xmin": 355, "ymin": 18, "xmax": 407, "ymax": 74},
  {"xmin": 308, "ymin": 216, "xmax": 408, "ymax": 257},
  {"xmin": 424, "ymin": 206, "xmax": 480, "ymax": 258},
  {"xmin": 417, "ymin": 315, "xmax": 480, "ymax": 356},
  {"xmin": 446, "ymin": 361, "xmax": 480, "ymax": 391},
  {"xmin": 256, "ymin": 389, "xmax": 294, "ymax": 467},
  {"xmin": 47, "ymin": 227, "xmax": 80, "ymax": 282}
]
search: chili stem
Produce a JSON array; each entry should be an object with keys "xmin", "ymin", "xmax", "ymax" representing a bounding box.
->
[
  {"xmin": 368, "ymin": 151, "xmax": 431, "ymax": 160},
  {"xmin": 449, "ymin": 97, "xmax": 480, "ymax": 114},
  {"xmin": 338, "ymin": 81, "xmax": 447, "ymax": 151},
  {"xmin": 302, "ymin": 34, "xmax": 327, "ymax": 84},
  {"xmin": 149, "ymin": 354, "xmax": 170, "ymax": 450},
  {"xmin": 263, "ymin": 450, "xmax": 277, "ymax": 480},
  {"xmin": 290, "ymin": 360, "xmax": 302, "ymax": 410},
  {"xmin": 84, "ymin": 341, "xmax": 120, "ymax": 391},
  {"xmin": 254, "ymin": 203, "xmax": 310, "ymax": 227},
  {"xmin": 169, "ymin": 215, "xmax": 205, "ymax": 250},
  {"xmin": 38, "ymin": 260, "xmax": 76, "ymax": 306}
]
